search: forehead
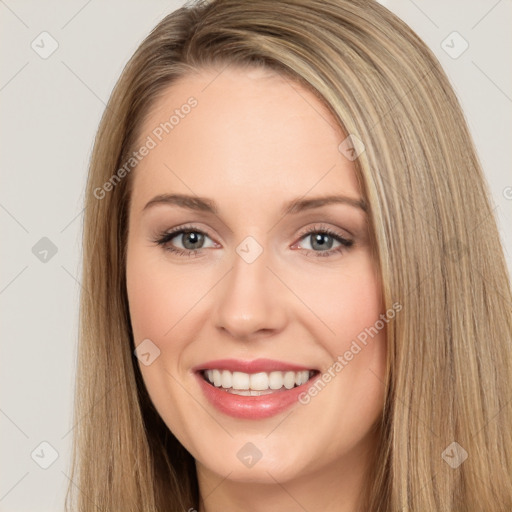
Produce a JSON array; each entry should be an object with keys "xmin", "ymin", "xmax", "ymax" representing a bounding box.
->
[{"xmin": 130, "ymin": 66, "xmax": 362, "ymax": 216}]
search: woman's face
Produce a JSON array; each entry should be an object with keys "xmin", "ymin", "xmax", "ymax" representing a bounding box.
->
[{"xmin": 126, "ymin": 66, "xmax": 386, "ymax": 486}]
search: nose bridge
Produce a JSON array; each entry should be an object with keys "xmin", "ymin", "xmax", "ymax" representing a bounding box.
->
[{"xmin": 214, "ymin": 237, "xmax": 286, "ymax": 339}]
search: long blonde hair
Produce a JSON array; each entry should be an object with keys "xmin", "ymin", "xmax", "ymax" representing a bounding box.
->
[{"xmin": 65, "ymin": 0, "xmax": 512, "ymax": 510}]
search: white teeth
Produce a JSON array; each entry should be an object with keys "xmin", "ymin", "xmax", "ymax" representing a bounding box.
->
[
  {"xmin": 250, "ymin": 372, "xmax": 269, "ymax": 390},
  {"xmin": 283, "ymin": 371, "xmax": 295, "ymax": 389},
  {"xmin": 203, "ymin": 369, "xmax": 312, "ymax": 391},
  {"xmin": 226, "ymin": 388, "xmax": 276, "ymax": 396},
  {"xmin": 221, "ymin": 370, "xmax": 231, "ymax": 388},
  {"xmin": 269, "ymin": 371, "xmax": 283, "ymax": 389},
  {"xmin": 212, "ymin": 369, "xmax": 222, "ymax": 387},
  {"xmin": 297, "ymin": 371, "xmax": 308, "ymax": 386},
  {"xmin": 232, "ymin": 371, "xmax": 250, "ymax": 390}
]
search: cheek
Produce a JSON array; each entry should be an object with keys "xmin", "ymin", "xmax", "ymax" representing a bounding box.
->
[
  {"xmin": 292, "ymin": 254, "xmax": 383, "ymax": 351},
  {"xmin": 293, "ymin": 254, "xmax": 386, "ymax": 404},
  {"xmin": 126, "ymin": 247, "xmax": 204, "ymax": 343},
  {"xmin": 126, "ymin": 248, "xmax": 197, "ymax": 438},
  {"xmin": 126, "ymin": 270, "xmax": 169, "ymax": 344}
]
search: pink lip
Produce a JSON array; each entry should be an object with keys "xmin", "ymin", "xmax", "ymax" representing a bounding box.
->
[
  {"xmin": 192, "ymin": 358, "xmax": 314, "ymax": 373},
  {"xmin": 192, "ymin": 358, "xmax": 319, "ymax": 420}
]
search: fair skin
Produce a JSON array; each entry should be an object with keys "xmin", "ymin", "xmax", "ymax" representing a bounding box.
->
[{"xmin": 126, "ymin": 66, "xmax": 386, "ymax": 512}]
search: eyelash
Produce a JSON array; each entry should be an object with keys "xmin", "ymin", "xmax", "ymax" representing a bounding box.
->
[{"xmin": 153, "ymin": 224, "xmax": 354, "ymax": 258}]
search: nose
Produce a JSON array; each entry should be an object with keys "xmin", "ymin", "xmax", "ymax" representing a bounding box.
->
[{"xmin": 213, "ymin": 245, "xmax": 288, "ymax": 341}]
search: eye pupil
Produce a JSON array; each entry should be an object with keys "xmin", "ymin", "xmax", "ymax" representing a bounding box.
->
[
  {"xmin": 311, "ymin": 233, "xmax": 333, "ymax": 250},
  {"xmin": 183, "ymin": 231, "xmax": 204, "ymax": 250}
]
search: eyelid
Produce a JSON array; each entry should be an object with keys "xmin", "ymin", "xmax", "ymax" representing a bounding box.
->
[
  {"xmin": 295, "ymin": 223, "xmax": 353, "ymax": 243},
  {"xmin": 155, "ymin": 222, "xmax": 351, "ymax": 245},
  {"xmin": 157, "ymin": 224, "xmax": 219, "ymax": 247},
  {"xmin": 291, "ymin": 224, "xmax": 353, "ymax": 255},
  {"xmin": 153, "ymin": 222, "xmax": 354, "ymax": 259}
]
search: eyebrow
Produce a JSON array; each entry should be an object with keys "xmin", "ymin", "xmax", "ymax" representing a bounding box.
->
[{"xmin": 142, "ymin": 193, "xmax": 367, "ymax": 216}]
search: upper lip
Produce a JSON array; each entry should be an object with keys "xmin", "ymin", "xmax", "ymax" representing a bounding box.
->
[{"xmin": 192, "ymin": 358, "xmax": 316, "ymax": 373}]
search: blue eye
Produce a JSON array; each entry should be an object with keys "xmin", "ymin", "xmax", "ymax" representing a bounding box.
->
[
  {"xmin": 154, "ymin": 225, "xmax": 216, "ymax": 257},
  {"xmin": 295, "ymin": 225, "xmax": 353, "ymax": 257},
  {"xmin": 154, "ymin": 224, "xmax": 353, "ymax": 258}
]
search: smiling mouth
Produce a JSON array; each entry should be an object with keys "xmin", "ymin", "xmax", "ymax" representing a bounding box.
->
[{"xmin": 200, "ymin": 369, "xmax": 319, "ymax": 396}]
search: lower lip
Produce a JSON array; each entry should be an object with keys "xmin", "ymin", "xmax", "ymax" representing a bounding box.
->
[{"xmin": 195, "ymin": 372, "xmax": 317, "ymax": 419}]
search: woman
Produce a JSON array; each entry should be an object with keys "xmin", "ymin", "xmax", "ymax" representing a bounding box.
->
[{"xmin": 66, "ymin": 0, "xmax": 512, "ymax": 510}]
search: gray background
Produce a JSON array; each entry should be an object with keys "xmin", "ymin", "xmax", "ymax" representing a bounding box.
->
[{"xmin": 1, "ymin": 1, "xmax": 510, "ymax": 510}]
